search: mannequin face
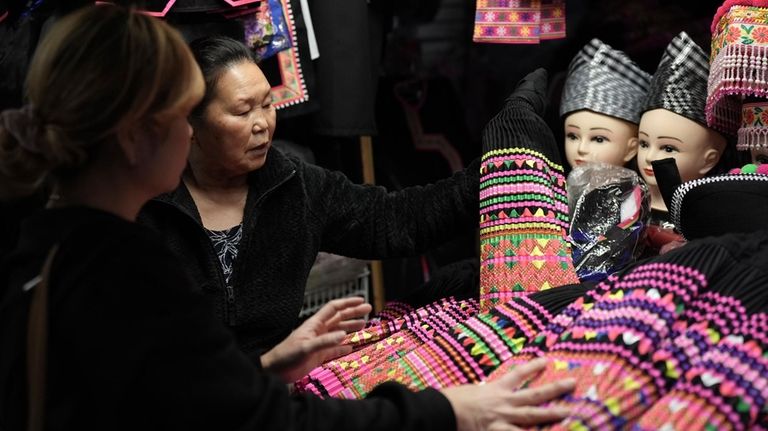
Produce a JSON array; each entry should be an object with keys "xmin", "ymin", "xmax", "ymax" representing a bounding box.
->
[
  {"xmin": 751, "ymin": 147, "xmax": 768, "ymax": 164},
  {"xmin": 564, "ymin": 110, "xmax": 639, "ymax": 168},
  {"xmin": 638, "ymin": 109, "xmax": 725, "ymax": 185}
]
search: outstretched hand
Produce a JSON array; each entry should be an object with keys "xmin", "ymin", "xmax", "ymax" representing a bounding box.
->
[
  {"xmin": 260, "ymin": 296, "xmax": 372, "ymax": 383},
  {"xmin": 441, "ymin": 358, "xmax": 575, "ymax": 431}
]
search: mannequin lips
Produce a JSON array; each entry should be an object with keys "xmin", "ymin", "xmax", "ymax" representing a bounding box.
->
[
  {"xmin": 643, "ymin": 168, "xmax": 655, "ymax": 177},
  {"xmin": 574, "ymin": 159, "xmax": 586, "ymax": 166}
]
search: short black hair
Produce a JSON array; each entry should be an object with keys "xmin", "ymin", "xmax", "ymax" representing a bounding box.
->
[{"xmin": 188, "ymin": 35, "xmax": 258, "ymax": 120}]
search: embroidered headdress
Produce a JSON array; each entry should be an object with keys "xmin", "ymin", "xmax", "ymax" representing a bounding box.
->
[
  {"xmin": 707, "ymin": 0, "xmax": 768, "ymax": 148},
  {"xmin": 560, "ymin": 39, "xmax": 651, "ymax": 124}
]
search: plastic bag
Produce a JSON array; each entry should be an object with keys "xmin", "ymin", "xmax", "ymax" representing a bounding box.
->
[
  {"xmin": 305, "ymin": 252, "xmax": 369, "ymax": 291},
  {"xmin": 243, "ymin": 0, "xmax": 292, "ymax": 62},
  {"xmin": 567, "ymin": 163, "xmax": 651, "ymax": 283}
]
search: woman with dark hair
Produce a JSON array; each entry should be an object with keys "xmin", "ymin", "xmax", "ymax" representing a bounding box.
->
[
  {"xmin": 0, "ymin": 5, "xmax": 575, "ymax": 430},
  {"xmin": 138, "ymin": 35, "xmax": 482, "ymax": 359}
]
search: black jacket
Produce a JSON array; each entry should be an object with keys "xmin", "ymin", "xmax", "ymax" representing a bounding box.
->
[
  {"xmin": 138, "ymin": 148, "xmax": 479, "ymax": 355},
  {"xmin": 0, "ymin": 207, "xmax": 456, "ymax": 430}
]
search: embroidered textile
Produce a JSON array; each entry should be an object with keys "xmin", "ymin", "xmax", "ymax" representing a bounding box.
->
[{"xmin": 473, "ymin": 0, "xmax": 566, "ymax": 44}]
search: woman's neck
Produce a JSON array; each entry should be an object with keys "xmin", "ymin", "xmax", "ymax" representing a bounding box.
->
[
  {"xmin": 49, "ymin": 168, "xmax": 147, "ymax": 222},
  {"xmin": 184, "ymin": 163, "xmax": 248, "ymax": 196},
  {"xmin": 183, "ymin": 164, "xmax": 248, "ymax": 230}
]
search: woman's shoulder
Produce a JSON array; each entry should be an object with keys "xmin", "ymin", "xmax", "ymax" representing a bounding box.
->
[{"xmin": 34, "ymin": 208, "xmax": 191, "ymax": 292}]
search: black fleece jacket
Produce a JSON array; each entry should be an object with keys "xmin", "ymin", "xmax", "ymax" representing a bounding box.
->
[
  {"xmin": 0, "ymin": 207, "xmax": 456, "ymax": 431},
  {"xmin": 138, "ymin": 148, "xmax": 479, "ymax": 356}
]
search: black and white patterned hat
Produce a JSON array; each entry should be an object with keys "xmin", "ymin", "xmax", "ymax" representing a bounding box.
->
[
  {"xmin": 643, "ymin": 31, "xmax": 711, "ymax": 126},
  {"xmin": 560, "ymin": 39, "xmax": 651, "ymax": 124}
]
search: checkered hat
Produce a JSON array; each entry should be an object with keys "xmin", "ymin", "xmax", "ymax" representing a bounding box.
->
[
  {"xmin": 560, "ymin": 39, "xmax": 651, "ymax": 124},
  {"xmin": 643, "ymin": 32, "xmax": 711, "ymax": 128}
]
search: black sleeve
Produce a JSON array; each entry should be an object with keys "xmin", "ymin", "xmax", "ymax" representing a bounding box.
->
[
  {"xmin": 303, "ymin": 158, "xmax": 480, "ymax": 259},
  {"xmin": 66, "ymin": 231, "xmax": 457, "ymax": 431}
]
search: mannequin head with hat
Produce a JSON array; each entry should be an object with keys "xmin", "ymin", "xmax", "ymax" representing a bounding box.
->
[
  {"xmin": 560, "ymin": 39, "xmax": 651, "ymax": 169},
  {"xmin": 638, "ymin": 31, "xmax": 731, "ymax": 212}
]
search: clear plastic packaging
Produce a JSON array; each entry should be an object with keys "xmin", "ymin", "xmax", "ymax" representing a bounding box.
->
[{"xmin": 567, "ymin": 162, "xmax": 651, "ymax": 282}]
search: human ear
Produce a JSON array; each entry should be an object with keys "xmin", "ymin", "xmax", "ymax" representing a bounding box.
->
[
  {"xmin": 623, "ymin": 137, "xmax": 639, "ymax": 162},
  {"xmin": 116, "ymin": 122, "xmax": 158, "ymax": 167},
  {"xmin": 699, "ymin": 147, "xmax": 722, "ymax": 175}
]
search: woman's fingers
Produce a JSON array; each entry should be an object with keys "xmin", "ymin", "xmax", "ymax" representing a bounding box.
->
[
  {"xmin": 337, "ymin": 302, "xmax": 372, "ymax": 321},
  {"xmin": 497, "ymin": 358, "xmax": 548, "ymax": 388},
  {"xmin": 305, "ymin": 330, "xmax": 347, "ymax": 351},
  {"xmin": 337, "ymin": 319, "xmax": 367, "ymax": 333},
  {"xmin": 509, "ymin": 378, "xmax": 576, "ymax": 406},
  {"xmin": 502, "ymin": 405, "xmax": 572, "ymax": 427},
  {"xmin": 313, "ymin": 297, "xmax": 365, "ymax": 320}
]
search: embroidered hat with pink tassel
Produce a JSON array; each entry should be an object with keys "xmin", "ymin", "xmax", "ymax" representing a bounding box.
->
[{"xmin": 707, "ymin": 0, "xmax": 768, "ymax": 148}]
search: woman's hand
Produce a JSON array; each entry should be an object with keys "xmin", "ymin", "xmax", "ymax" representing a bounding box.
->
[
  {"xmin": 260, "ymin": 297, "xmax": 372, "ymax": 383},
  {"xmin": 441, "ymin": 358, "xmax": 575, "ymax": 431}
]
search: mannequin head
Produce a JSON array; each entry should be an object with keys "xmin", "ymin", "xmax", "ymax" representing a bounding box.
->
[
  {"xmin": 564, "ymin": 110, "xmax": 639, "ymax": 168},
  {"xmin": 638, "ymin": 108, "xmax": 726, "ymax": 210},
  {"xmin": 560, "ymin": 39, "xmax": 650, "ymax": 170}
]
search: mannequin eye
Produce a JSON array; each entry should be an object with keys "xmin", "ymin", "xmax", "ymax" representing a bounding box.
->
[
  {"xmin": 661, "ymin": 145, "xmax": 679, "ymax": 153},
  {"xmin": 638, "ymin": 140, "xmax": 649, "ymax": 149},
  {"xmin": 592, "ymin": 136, "xmax": 610, "ymax": 143},
  {"xmin": 566, "ymin": 132, "xmax": 579, "ymax": 141}
]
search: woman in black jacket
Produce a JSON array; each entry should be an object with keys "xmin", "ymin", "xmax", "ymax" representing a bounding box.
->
[
  {"xmin": 0, "ymin": 5, "xmax": 574, "ymax": 430},
  {"xmin": 138, "ymin": 35, "xmax": 481, "ymax": 358}
]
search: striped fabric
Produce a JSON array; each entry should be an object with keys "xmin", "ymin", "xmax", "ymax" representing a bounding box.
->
[
  {"xmin": 479, "ymin": 86, "xmax": 580, "ymax": 310},
  {"xmin": 296, "ymin": 297, "xmax": 479, "ymax": 398},
  {"xmin": 487, "ymin": 234, "xmax": 768, "ymax": 430}
]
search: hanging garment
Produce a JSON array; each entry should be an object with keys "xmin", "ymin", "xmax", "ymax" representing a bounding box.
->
[
  {"xmin": 263, "ymin": 0, "xmax": 318, "ymax": 118},
  {"xmin": 473, "ymin": 0, "xmax": 566, "ymax": 44},
  {"xmin": 307, "ymin": 0, "xmax": 382, "ymax": 136}
]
